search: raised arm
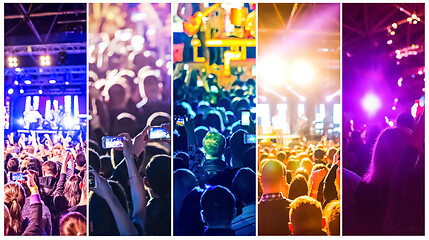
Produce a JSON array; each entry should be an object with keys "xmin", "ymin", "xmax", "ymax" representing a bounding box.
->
[
  {"xmin": 184, "ymin": 116, "xmax": 198, "ymax": 148},
  {"xmin": 90, "ymin": 170, "xmax": 138, "ymax": 236},
  {"xmin": 22, "ymin": 170, "xmax": 43, "ymax": 236},
  {"xmin": 119, "ymin": 132, "xmax": 147, "ymax": 235}
]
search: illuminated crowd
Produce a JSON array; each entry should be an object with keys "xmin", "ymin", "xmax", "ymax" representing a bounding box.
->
[
  {"xmin": 257, "ymin": 139, "xmax": 340, "ymax": 235},
  {"xmin": 343, "ymin": 112, "xmax": 425, "ymax": 235},
  {"xmin": 4, "ymin": 132, "xmax": 87, "ymax": 236},
  {"xmin": 87, "ymin": 3, "xmax": 172, "ymax": 236},
  {"xmin": 173, "ymin": 64, "xmax": 257, "ymax": 236}
]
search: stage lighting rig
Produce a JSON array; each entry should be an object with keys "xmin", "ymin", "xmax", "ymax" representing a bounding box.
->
[
  {"xmin": 8, "ymin": 57, "xmax": 18, "ymax": 68},
  {"xmin": 40, "ymin": 55, "xmax": 51, "ymax": 66}
]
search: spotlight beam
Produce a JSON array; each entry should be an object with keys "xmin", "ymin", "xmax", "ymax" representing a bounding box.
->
[{"xmin": 286, "ymin": 3, "xmax": 299, "ymax": 30}]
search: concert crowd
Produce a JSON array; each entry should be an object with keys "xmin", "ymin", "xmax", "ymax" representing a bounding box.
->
[
  {"xmin": 4, "ymin": 132, "xmax": 87, "ymax": 236},
  {"xmin": 343, "ymin": 111, "xmax": 425, "ymax": 235},
  {"xmin": 173, "ymin": 64, "xmax": 257, "ymax": 236},
  {"xmin": 87, "ymin": 3, "xmax": 172, "ymax": 236},
  {"xmin": 257, "ymin": 137, "xmax": 341, "ymax": 236}
]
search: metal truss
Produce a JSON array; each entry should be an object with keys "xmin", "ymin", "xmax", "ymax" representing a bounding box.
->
[
  {"xmin": 5, "ymin": 42, "xmax": 86, "ymax": 56},
  {"xmin": 4, "ymin": 65, "xmax": 86, "ymax": 76}
]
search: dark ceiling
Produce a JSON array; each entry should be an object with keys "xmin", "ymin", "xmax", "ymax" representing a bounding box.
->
[{"xmin": 5, "ymin": 3, "xmax": 86, "ymax": 45}]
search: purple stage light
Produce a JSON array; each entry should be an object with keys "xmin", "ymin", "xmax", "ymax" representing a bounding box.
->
[{"xmin": 362, "ymin": 94, "xmax": 381, "ymax": 115}]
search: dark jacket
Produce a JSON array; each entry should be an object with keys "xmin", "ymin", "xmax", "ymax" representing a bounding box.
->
[
  {"xmin": 292, "ymin": 229, "xmax": 328, "ymax": 236},
  {"xmin": 203, "ymin": 158, "xmax": 228, "ymax": 176},
  {"xmin": 22, "ymin": 197, "xmax": 52, "ymax": 235},
  {"xmin": 53, "ymin": 173, "xmax": 69, "ymax": 215},
  {"xmin": 38, "ymin": 176, "xmax": 58, "ymax": 214},
  {"xmin": 145, "ymin": 196, "xmax": 171, "ymax": 236},
  {"xmin": 322, "ymin": 164, "xmax": 339, "ymax": 207},
  {"xmin": 22, "ymin": 195, "xmax": 43, "ymax": 236},
  {"xmin": 204, "ymin": 228, "xmax": 235, "ymax": 236},
  {"xmin": 258, "ymin": 193, "xmax": 291, "ymax": 235}
]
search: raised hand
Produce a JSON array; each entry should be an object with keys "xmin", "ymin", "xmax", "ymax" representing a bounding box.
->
[
  {"xmin": 89, "ymin": 169, "xmax": 114, "ymax": 200},
  {"xmin": 119, "ymin": 133, "xmax": 134, "ymax": 160}
]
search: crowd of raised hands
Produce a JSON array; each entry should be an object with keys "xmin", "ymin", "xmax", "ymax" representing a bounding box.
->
[
  {"xmin": 4, "ymin": 131, "xmax": 87, "ymax": 236},
  {"xmin": 88, "ymin": 124, "xmax": 171, "ymax": 236}
]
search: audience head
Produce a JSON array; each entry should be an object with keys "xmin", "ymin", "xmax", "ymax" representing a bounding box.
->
[
  {"xmin": 203, "ymin": 131, "xmax": 226, "ymax": 159},
  {"xmin": 260, "ymin": 159, "xmax": 286, "ymax": 192},
  {"xmin": 200, "ymin": 185, "xmax": 236, "ymax": 228},
  {"xmin": 42, "ymin": 160, "xmax": 58, "ymax": 177},
  {"xmin": 277, "ymin": 151, "xmax": 287, "ymax": 163},
  {"xmin": 229, "ymin": 129, "xmax": 252, "ymax": 168},
  {"xmin": 64, "ymin": 175, "xmax": 83, "ymax": 207},
  {"xmin": 313, "ymin": 149, "xmax": 326, "ymax": 162},
  {"xmin": 89, "ymin": 149, "xmax": 101, "ymax": 173},
  {"xmin": 4, "ymin": 182, "xmax": 26, "ymax": 234},
  {"xmin": 289, "ymin": 196, "xmax": 325, "ymax": 235},
  {"xmin": 364, "ymin": 127, "xmax": 411, "ymax": 185},
  {"xmin": 7, "ymin": 158, "xmax": 19, "ymax": 173},
  {"xmin": 145, "ymin": 154, "xmax": 171, "ymax": 197},
  {"xmin": 324, "ymin": 200, "xmax": 340, "ymax": 235},
  {"xmin": 327, "ymin": 148, "xmax": 337, "ymax": 164},
  {"xmin": 288, "ymin": 175, "xmax": 309, "ymax": 200},
  {"xmin": 60, "ymin": 212, "xmax": 87, "ymax": 236},
  {"xmin": 232, "ymin": 167, "xmax": 256, "ymax": 206},
  {"xmin": 396, "ymin": 112, "xmax": 414, "ymax": 130},
  {"xmin": 75, "ymin": 152, "xmax": 86, "ymax": 168}
]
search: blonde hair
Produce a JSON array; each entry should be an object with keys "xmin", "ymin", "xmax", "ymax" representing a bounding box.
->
[
  {"xmin": 60, "ymin": 212, "xmax": 87, "ymax": 236},
  {"xmin": 4, "ymin": 182, "xmax": 26, "ymax": 234}
]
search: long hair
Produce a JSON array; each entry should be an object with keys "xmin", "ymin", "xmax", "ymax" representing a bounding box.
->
[
  {"xmin": 60, "ymin": 212, "xmax": 87, "ymax": 236},
  {"xmin": 64, "ymin": 175, "xmax": 82, "ymax": 207},
  {"xmin": 4, "ymin": 204, "xmax": 11, "ymax": 235},
  {"xmin": 4, "ymin": 182, "xmax": 26, "ymax": 235},
  {"xmin": 363, "ymin": 127, "xmax": 411, "ymax": 186}
]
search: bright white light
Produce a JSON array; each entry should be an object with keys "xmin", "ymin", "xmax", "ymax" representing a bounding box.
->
[
  {"xmin": 291, "ymin": 60, "xmax": 314, "ymax": 85},
  {"xmin": 49, "ymin": 79, "xmax": 56, "ymax": 84},
  {"xmin": 394, "ymin": 98, "xmax": 398, "ymax": 102},
  {"xmin": 260, "ymin": 56, "xmax": 287, "ymax": 85},
  {"xmin": 300, "ymin": 96, "xmax": 306, "ymax": 102},
  {"xmin": 64, "ymin": 117, "xmax": 74, "ymax": 129},
  {"xmin": 281, "ymin": 97, "xmax": 287, "ymax": 102},
  {"xmin": 24, "ymin": 80, "xmax": 32, "ymax": 85},
  {"xmin": 197, "ymin": 79, "xmax": 203, "ymax": 87},
  {"xmin": 38, "ymin": 90, "xmax": 43, "ymax": 94},
  {"xmin": 8, "ymin": 57, "xmax": 18, "ymax": 68},
  {"xmin": 20, "ymin": 89, "xmax": 24, "ymax": 94},
  {"xmin": 397, "ymin": 77, "xmax": 403, "ymax": 87},
  {"xmin": 40, "ymin": 55, "xmax": 51, "ymax": 66},
  {"xmin": 14, "ymin": 80, "xmax": 19, "ymax": 85},
  {"xmin": 156, "ymin": 59, "xmax": 164, "ymax": 68},
  {"xmin": 392, "ymin": 106, "xmax": 396, "ymax": 110},
  {"xmin": 258, "ymin": 103, "xmax": 270, "ymax": 134},
  {"xmin": 18, "ymin": 118, "xmax": 24, "ymax": 126},
  {"xmin": 297, "ymin": 104, "xmax": 305, "ymax": 118},
  {"xmin": 411, "ymin": 103, "xmax": 418, "ymax": 118},
  {"xmin": 362, "ymin": 94, "xmax": 381, "ymax": 115},
  {"xmin": 65, "ymin": 82, "xmax": 70, "ymax": 85},
  {"xmin": 8, "ymin": 88, "xmax": 14, "ymax": 94},
  {"xmin": 387, "ymin": 40, "xmax": 392, "ymax": 45}
]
